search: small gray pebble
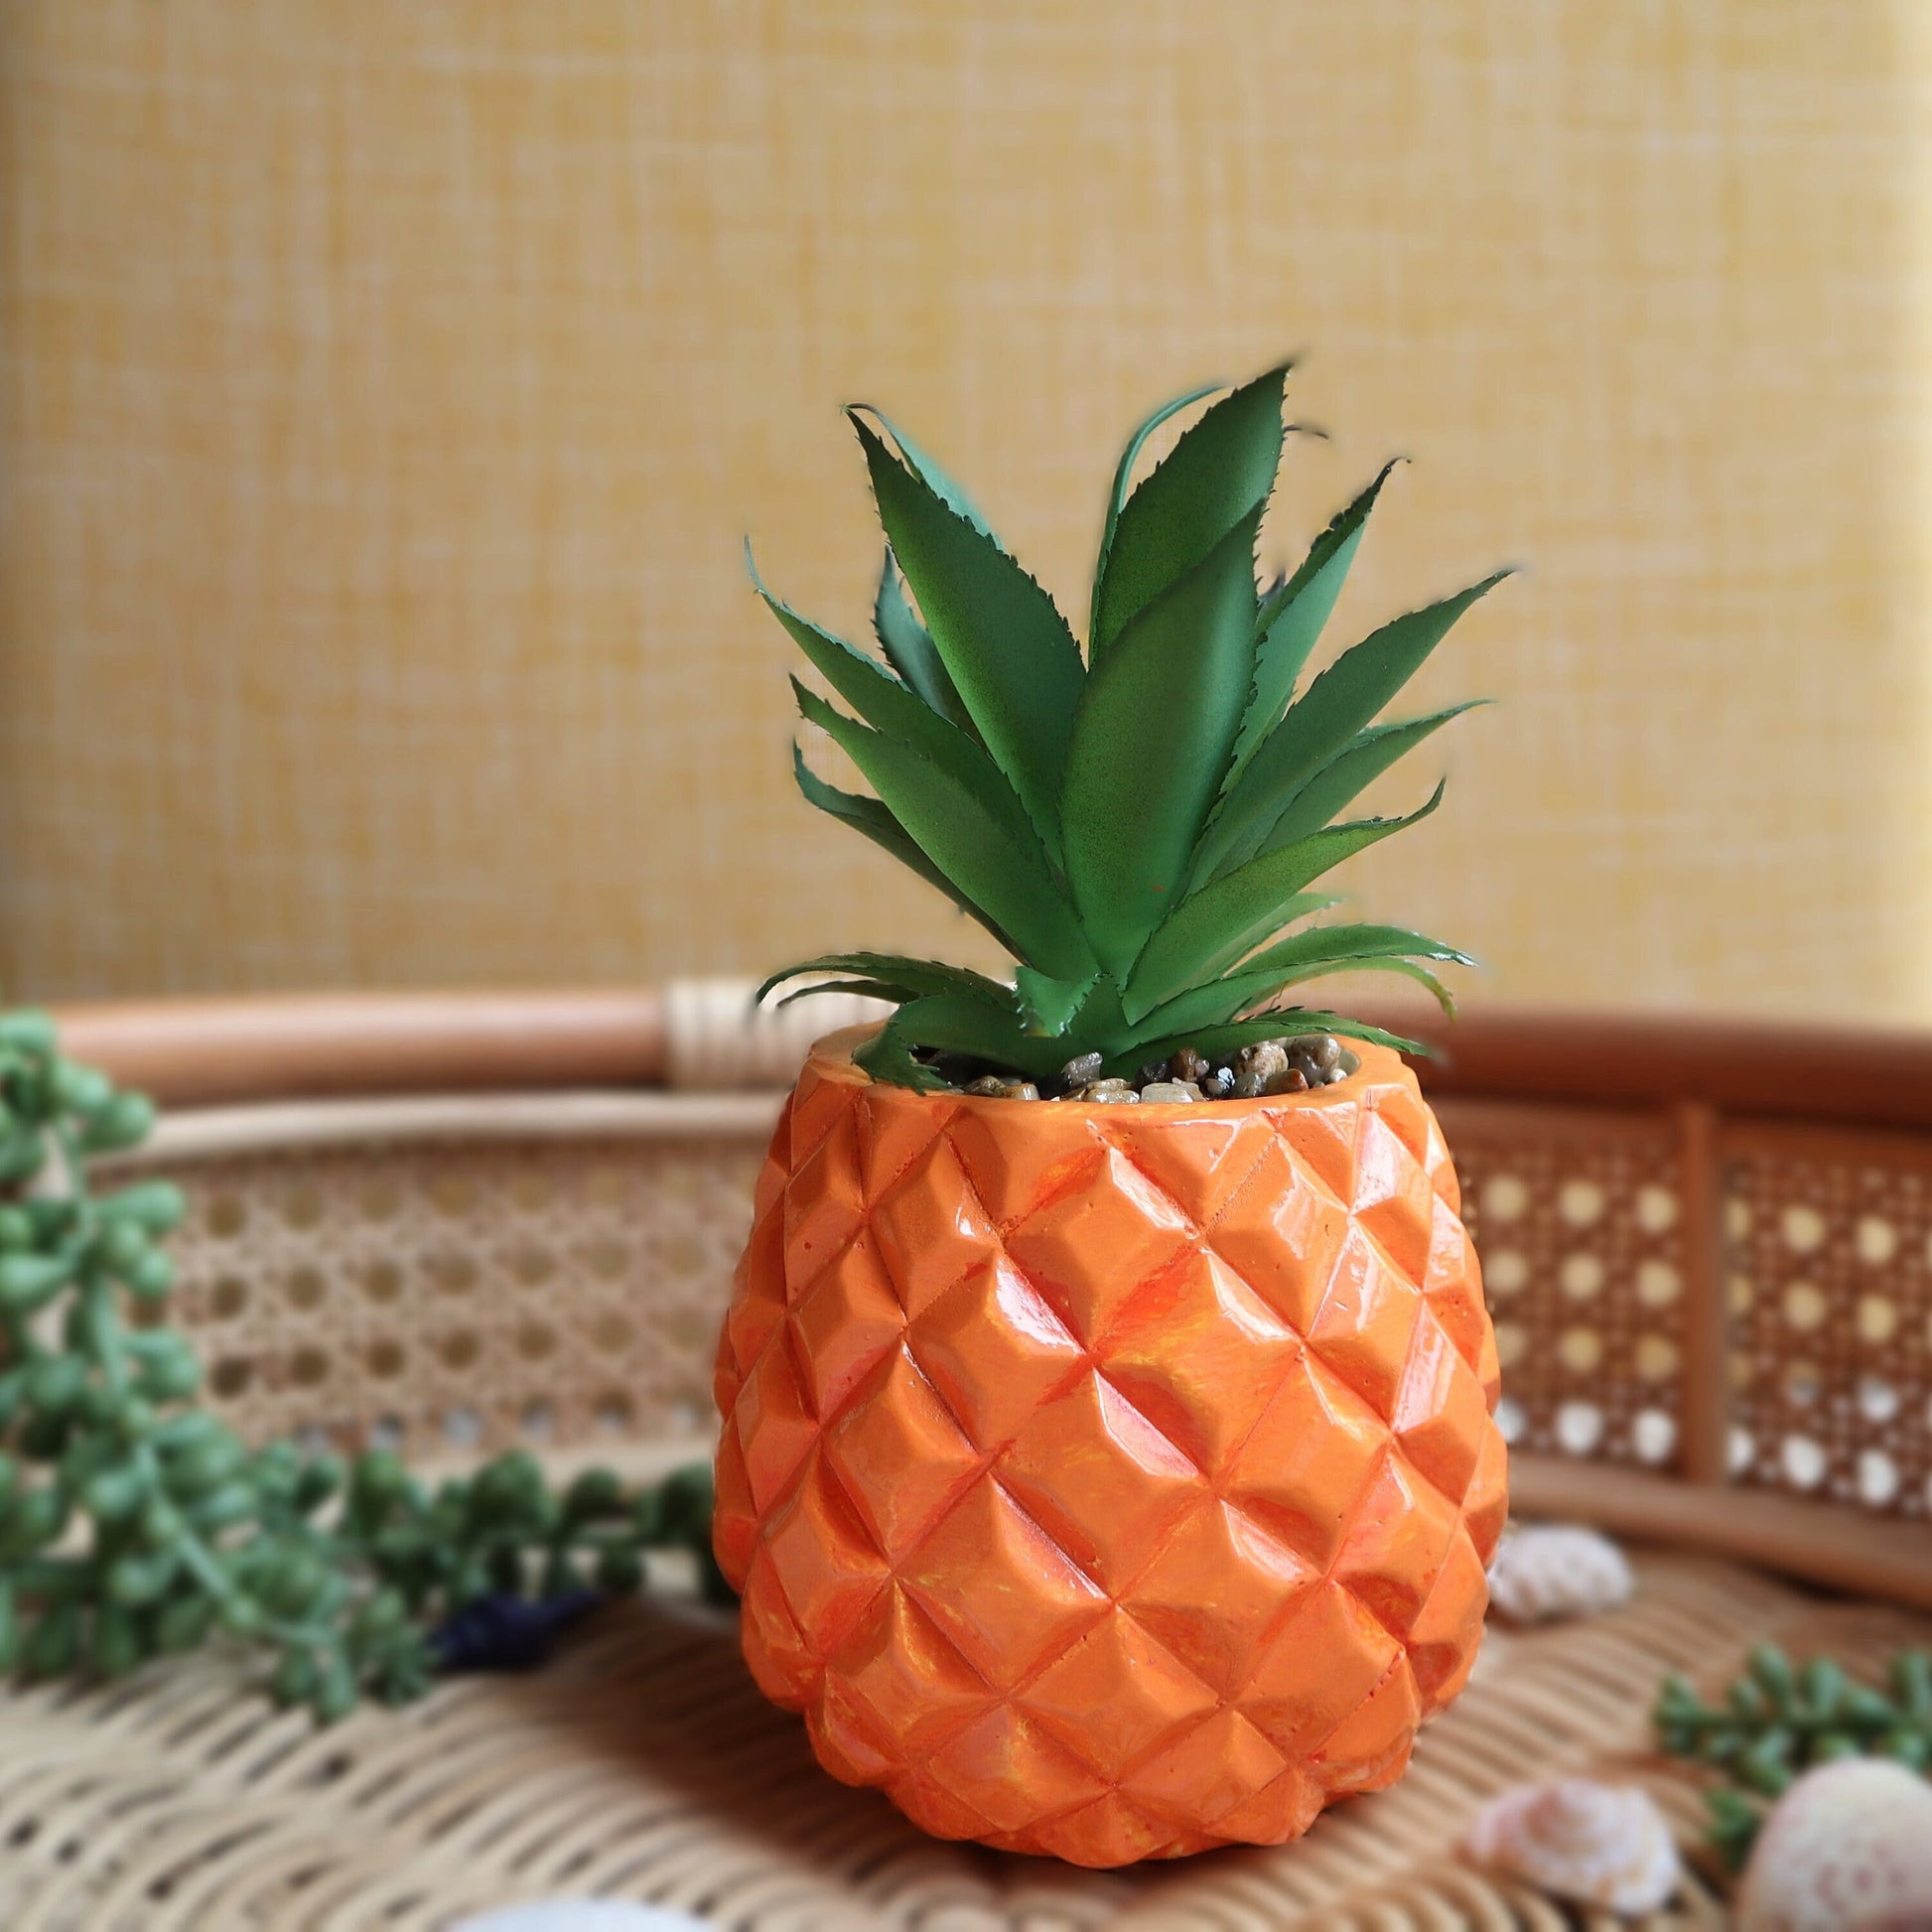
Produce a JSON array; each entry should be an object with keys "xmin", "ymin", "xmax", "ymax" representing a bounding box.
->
[
  {"xmin": 1230, "ymin": 1070, "xmax": 1267, "ymax": 1099},
  {"xmin": 1198, "ymin": 1068, "xmax": 1235, "ymax": 1099},
  {"xmin": 1140, "ymin": 1079, "xmax": 1202, "ymax": 1104},
  {"xmin": 963, "ymin": 1074, "xmax": 1011, "ymax": 1096},
  {"xmin": 1058, "ymin": 1050, "xmax": 1105, "ymax": 1090}
]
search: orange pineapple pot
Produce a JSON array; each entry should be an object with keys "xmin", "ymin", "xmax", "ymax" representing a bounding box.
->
[
  {"xmin": 714, "ymin": 365, "xmax": 1511, "ymax": 1863},
  {"xmin": 713, "ymin": 1027, "xmax": 1505, "ymax": 1865}
]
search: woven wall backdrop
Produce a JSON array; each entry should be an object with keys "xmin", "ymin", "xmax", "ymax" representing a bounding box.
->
[{"xmin": 3, "ymin": 4, "xmax": 1931, "ymax": 1015}]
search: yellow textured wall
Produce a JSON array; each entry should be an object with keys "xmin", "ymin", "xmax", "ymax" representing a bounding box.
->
[{"xmin": 3, "ymin": 4, "xmax": 1930, "ymax": 1016}]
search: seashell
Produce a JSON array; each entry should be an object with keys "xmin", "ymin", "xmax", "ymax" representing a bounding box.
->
[
  {"xmin": 1735, "ymin": 1758, "xmax": 1932, "ymax": 1931},
  {"xmin": 1464, "ymin": 1778, "xmax": 1679, "ymax": 1914},
  {"xmin": 454, "ymin": 1905, "xmax": 709, "ymax": 1932},
  {"xmin": 1486, "ymin": 1523, "xmax": 1634, "ymax": 1625}
]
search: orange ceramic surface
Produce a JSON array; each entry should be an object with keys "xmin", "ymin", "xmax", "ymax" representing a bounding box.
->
[{"xmin": 713, "ymin": 1027, "xmax": 1506, "ymax": 1866}]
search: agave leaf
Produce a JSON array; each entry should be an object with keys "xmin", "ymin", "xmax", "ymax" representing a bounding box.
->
[
  {"xmin": 1115, "ymin": 1008, "xmax": 1429, "ymax": 1077},
  {"xmin": 853, "ymin": 1018, "xmax": 954, "ymax": 1091},
  {"xmin": 1124, "ymin": 783, "xmax": 1446, "ymax": 1022},
  {"xmin": 1253, "ymin": 703, "xmax": 1486, "ymax": 860},
  {"xmin": 1266, "ymin": 954, "xmax": 1459, "ymax": 1016},
  {"xmin": 759, "ymin": 952, "xmax": 1015, "ymax": 1009},
  {"xmin": 1192, "ymin": 571, "xmax": 1508, "ymax": 886},
  {"xmin": 1021, "ymin": 972, "xmax": 1131, "ymax": 1059},
  {"xmin": 791, "ymin": 746, "xmax": 1019, "ymax": 950},
  {"xmin": 874, "ymin": 550, "xmax": 976, "ymax": 733},
  {"xmin": 1123, "ymin": 925, "xmax": 1468, "ymax": 1044},
  {"xmin": 1233, "ymin": 920, "xmax": 1474, "ymax": 981},
  {"xmin": 851, "ymin": 415, "xmax": 1084, "ymax": 863},
  {"xmin": 1226, "ymin": 462, "xmax": 1400, "ymax": 787},
  {"xmin": 861, "ymin": 992, "xmax": 1067, "ymax": 1080},
  {"xmin": 754, "ymin": 556, "xmax": 1040, "ymax": 858},
  {"xmin": 773, "ymin": 978, "xmax": 916, "ymax": 1009},
  {"xmin": 1059, "ymin": 503, "xmax": 1266, "ymax": 976},
  {"xmin": 1089, "ymin": 378, "xmax": 1224, "ymax": 647},
  {"xmin": 1014, "ymin": 966, "xmax": 1099, "ymax": 1037},
  {"xmin": 1090, "ymin": 365, "xmax": 1289, "ymax": 659},
  {"xmin": 1117, "ymin": 893, "xmax": 1347, "ymax": 1044},
  {"xmin": 794, "ymin": 682, "xmax": 1096, "ymax": 980},
  {"xmin": 853, "ymin": 406, "xmax": 1001, "ymax": 544}
]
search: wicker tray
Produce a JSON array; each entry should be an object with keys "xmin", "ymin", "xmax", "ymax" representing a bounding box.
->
[
  {"xmin": 12, "ymin": 982, "xmax": 1932, "ymax": 1928},
  {"xmin": 6, "ymin": 1540, "xmax": 1927, "ymax": 1929}
]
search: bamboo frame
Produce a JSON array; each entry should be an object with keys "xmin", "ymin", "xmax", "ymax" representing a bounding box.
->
[{"xmin": 55, "ymin": 990, "xmax": 1932, "ymax": 1124}]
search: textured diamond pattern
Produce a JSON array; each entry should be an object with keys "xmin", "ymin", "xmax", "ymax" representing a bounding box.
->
[{"xmin": 714, "ymin": 1027, "xmax": 1506, "ymax": 1866}]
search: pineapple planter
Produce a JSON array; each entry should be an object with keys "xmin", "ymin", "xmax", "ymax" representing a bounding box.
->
[{"xmin": 713, "ymin": 369, "xmax": 1510, "ymax": 1865}]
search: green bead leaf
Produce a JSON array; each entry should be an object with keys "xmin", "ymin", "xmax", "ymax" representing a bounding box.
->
[
  {"xmin": 1192, "ymin": 572, "xmax": 1508, "ymax": 885},
  {"xmin": 96, "ymin": 1180, "xmax": 187, "ymax": 1234},
  {"xmin": 850, "ymin": 414, "xmax": 1084, "ymax": 865},
  {"xmin": 794, "ymin": 683, "xmax": 1095, "ymax": 980},
  {"xmin": 874, "ymin": 551, "xmax": 975, "ymax": 733},
  {"xmin": 1060, "ymin": 504, "xmax": 1266, "ymax": 976},
  {"xmin": 1227, "ymin": 461, "xmax": 1400, "ymax": 786},
  {"xmin": 1090, "ymin": 365, "xmax": 1288, "ymax": 659},
  {"xmin": 1125, "ymin": 785, "xmax": 1446, "ymax": 1022},
  {"xmin": 0, "ymin": 1252, "xmax": 70, "ymax": 1315},
  {"xmin": 0, "ymin": 1012, "xmax": 57, "ymax": 1054}
]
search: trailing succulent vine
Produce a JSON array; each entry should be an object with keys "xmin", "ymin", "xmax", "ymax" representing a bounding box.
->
[
  {"xmin": 1656, "ymin": 1645, "xmax": 1932, "ymax": 1868},
  {"xmin": 0, "ymin": 1010, "xmax": 722, "ymax": 1721}
]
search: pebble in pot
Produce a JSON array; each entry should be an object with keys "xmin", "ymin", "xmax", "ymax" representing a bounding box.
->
[
  {"xmin": 1057, "ymin": 1051, "xmax": 1105, "ymax": 1092},
  {"xmin": 1141, "ymin": 1079, "xmax": 1203, "ymax": 1104},
  {"xmin": 963, "ymin": 1074, "xmax": 1040, "ymax": 1101},
  {"xmin": 1068, "ymin": 1077, "xmax": 1138, "ymax": 1103}
]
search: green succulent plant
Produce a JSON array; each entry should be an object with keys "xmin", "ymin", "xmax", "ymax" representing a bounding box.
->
[
  {"xmin": 0, "ymin": 1011, "xmax": 722, "ymax": 1721},
  {"xmin": 755, "ymin": 365, "xmax": 1507, "ymax": 1087},
  {"xmin": 1656, "ymin": 1644, "xmax": 1932, "ymax": 1869}
]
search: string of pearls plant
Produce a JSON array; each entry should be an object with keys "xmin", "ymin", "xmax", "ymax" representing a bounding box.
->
[
  {"xmin": 1656, "ymin": 1644, "xmax": 1932, "ymax": 1867},
  {"xmin": 0, "ymin": 1011, "xmax": 722, "ymax": 1721}
]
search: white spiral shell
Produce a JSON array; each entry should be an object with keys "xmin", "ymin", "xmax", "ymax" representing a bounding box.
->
[
  {"xmin": 1485, "ymin": 1523, "xmax": 1634, "ymax": 1625},
  {"xmin": 1464, "ymin": 1779, "xmax": 1679, "ymax": 1914},
  {"xmin": 1735, "ymin": 1758, "xmax": 1932, "ymax": 1931}
]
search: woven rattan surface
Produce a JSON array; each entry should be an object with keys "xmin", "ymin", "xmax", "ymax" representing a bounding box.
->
[
  {"xmin": 126, "ymin": 1086, "xmax": 1932, "ymax": 1524},
  {"xmin": 2, "ymin": 1539, "xmax": 1922, "ymax": 1930}
]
